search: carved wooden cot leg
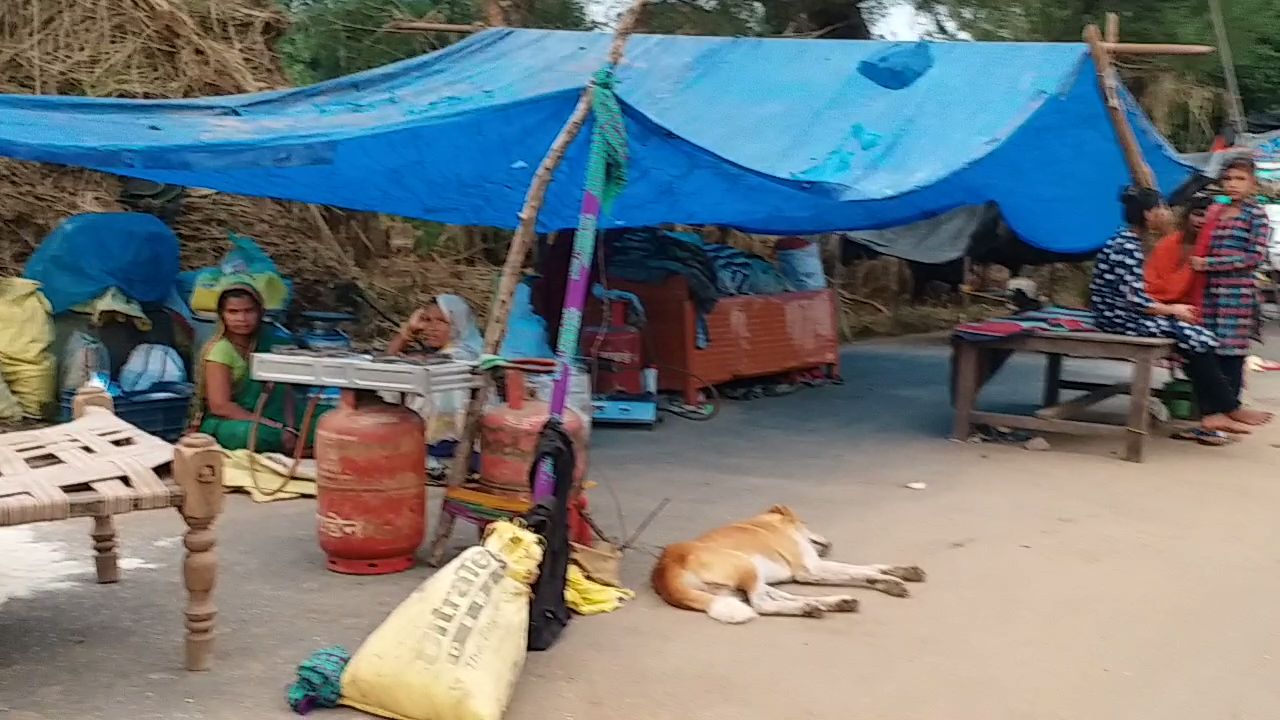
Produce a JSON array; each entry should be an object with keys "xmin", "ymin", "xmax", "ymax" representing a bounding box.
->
[
  {"xmin": 91, "ymin": 515, "xmax": 120, "ymax": 584},
  {"xmin": 174, "ymin": 433, "xmax": 225, "ymax": 671},
  {"xmin": 73, "ymin": 386, "xmax": 122, "ymax": 584}
]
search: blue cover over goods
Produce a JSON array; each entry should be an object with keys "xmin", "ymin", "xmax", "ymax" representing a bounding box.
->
[{"xmin": 24, "ymin": 213, "xmax": 180, "ymax": 314}]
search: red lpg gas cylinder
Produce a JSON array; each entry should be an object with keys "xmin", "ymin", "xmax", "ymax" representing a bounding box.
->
[
  {"xmin": 479, "ymin": 370, "xmax": 589, "ymax": 498},
  {"xmin": 315, "ymin": 391, "xmax": 425, "ymax": 575},
  {"xmin": 581, "ymin": 302, "xmax": 644, "ymax": 395}
]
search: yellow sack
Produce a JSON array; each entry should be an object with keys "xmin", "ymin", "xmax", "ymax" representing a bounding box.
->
[
  {"xmin": 0, "ymin": 372, "xmax": 21, "ymax": 422},
  {"xmin": 340, "ymin": 522, "xmax": 544, "ymax": 720},
  {"xmin": 0, "ymin": 278, "xmax": 55, "ymax": 418}
]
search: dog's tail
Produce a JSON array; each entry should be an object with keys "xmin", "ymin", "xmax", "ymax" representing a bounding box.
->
[{"xmin": 651, "ymin": 544, "xmax": 757, "ymax": 624}]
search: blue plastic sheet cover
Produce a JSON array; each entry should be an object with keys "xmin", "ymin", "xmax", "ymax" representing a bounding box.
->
[
  {"xmin": 0, "ymin": 29, "xmax": 1191, "ymax": 253},
  {"xmin": 25, "ymin": 212, "xmax": 180, "ymax": 313}
]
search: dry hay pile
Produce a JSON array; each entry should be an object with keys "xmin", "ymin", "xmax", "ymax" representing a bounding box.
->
[{"xmin": 0, "ymin": 0, "xmax": 499, "ymax": 337}]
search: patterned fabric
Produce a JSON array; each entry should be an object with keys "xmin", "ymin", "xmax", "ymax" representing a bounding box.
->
[
  {"xmin": 1199, "ymin": 202, "xmax": 1268, "ymax": 356},
  {"xmin": 1089, "ymin": 229, "xmax": 1218, "ymax": 354},
  {"xmin": 953, "ymin": 307, "xmax": 1096, "ymax": 343}
]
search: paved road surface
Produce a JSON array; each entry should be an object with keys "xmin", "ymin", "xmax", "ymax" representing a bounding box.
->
[{"xmin": 3, "ymin": 336, "xmax": 1279, "ymax": 719}]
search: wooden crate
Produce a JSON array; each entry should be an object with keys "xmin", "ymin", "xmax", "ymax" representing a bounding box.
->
[{"xmin": 600, "ymin": 277, "xmax": 841, "ymax": 403}]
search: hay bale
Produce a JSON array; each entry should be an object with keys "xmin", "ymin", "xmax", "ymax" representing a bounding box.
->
[
  {"xmin": 0, "ymin": 0, "xmax": 503, "ymax": 339},
  {"xmin": 0, "ymin": 0, "xmax": 305, "ymax": 275}
]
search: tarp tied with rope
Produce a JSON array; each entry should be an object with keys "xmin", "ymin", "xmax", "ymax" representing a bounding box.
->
[{"xmin": 0, "ymin": 28, "xmax": 1191, "ymax": 253}]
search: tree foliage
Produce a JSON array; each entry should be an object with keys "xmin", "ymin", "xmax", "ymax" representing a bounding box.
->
[
  {"xmin": 277, "ymin": 0, "xmax": 591, "ymax": 84},
  {"xmin": 638, "ymin": 1, "xmax": 889, "ymax": 39},
  {"xmin": 911, "ymin": 0, "xmax": 1280, "ymax": 117}
]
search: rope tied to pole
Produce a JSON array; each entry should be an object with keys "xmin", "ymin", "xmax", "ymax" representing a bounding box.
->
[{"xmin": 588, "ymin": 66, "xmax": 629, "ymax": 211}]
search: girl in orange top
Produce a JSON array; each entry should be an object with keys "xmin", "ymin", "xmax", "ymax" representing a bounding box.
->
[{"xmin": 1145, "ymin": 193, "xmax": 1214, "ymax": 306}]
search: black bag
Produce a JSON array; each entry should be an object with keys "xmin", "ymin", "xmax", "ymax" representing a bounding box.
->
[{"xmin": 521, "ymin": 418, "xmax": 574, "ymax": 651}]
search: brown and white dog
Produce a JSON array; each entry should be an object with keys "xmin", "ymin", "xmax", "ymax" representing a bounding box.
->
[{"xmin": 651, "ymin": 505, "xmax": 925, "ymax": 623}]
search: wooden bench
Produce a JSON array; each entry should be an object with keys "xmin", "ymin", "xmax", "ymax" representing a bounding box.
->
[
  {"xmin": 0, "ymin": 386, "xmax": 225, "ymax": 670},
  {"xmin": 952, "ymin": 332, "xmax": 1175, "ymax": 462}
]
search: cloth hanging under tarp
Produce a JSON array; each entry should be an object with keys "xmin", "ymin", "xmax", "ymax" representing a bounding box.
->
[{"xmin": 840, "ymin": 203, "xmax": 1094, "ymax": 268}]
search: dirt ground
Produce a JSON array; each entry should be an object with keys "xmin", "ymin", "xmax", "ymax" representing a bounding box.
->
[{"xmin": 3, "ymin": 335, "xmax": 1280, "ymax": 720}]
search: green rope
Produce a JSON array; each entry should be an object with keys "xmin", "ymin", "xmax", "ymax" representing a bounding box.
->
[
  {"xmin": 286, "ymin": 646, "xmax": 351, "ymax": 715},
  {"xmin": 589, "ymin": 67, "xmax": 629, "ymax": 210}
]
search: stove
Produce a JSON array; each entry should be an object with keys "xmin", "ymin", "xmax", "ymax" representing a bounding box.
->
[{"xmin": 250, "ymin": 348, "xmax": 479, "ymax": 396}]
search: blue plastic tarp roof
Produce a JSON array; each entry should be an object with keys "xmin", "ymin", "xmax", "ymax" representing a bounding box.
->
[{"xmin": 0, "ymin": 28, "xmax": 1191, "ymax": 253}]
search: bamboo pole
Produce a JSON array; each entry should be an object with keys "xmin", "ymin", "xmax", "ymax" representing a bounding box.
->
[
  {"xmin": 385, "ymin": 21, "xmax": 488, "ymax": 34},
  {"xmin": 428, "ymin": 0, "xmax": 649, "ymax": 566},
  {"xmin": 1084, "ymin": 24, "xmax": 1156, "ymax": 190},
  {"xmin": 1104, "ymin": 12, "xmax": 1120, "ymax": 44},
  {"xmin": 1208, "ymin": 0, "xmax": 1246, "ymax": 134},
  {"xmin": 1103, "ymin": 42, "xmax": 1216, "ymax": 57}
]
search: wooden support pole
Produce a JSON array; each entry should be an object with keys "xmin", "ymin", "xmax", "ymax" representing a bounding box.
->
[
  {"xmin": 1103, "ymin": 42, "xmax": 1216, "ymax": 57},
  {"xmin": 1084, "ymin": 24, "xmax": 1156, "ymax": 190},
  {"xmin": 1209, "ymin": 0, "xmax": 1246, "ymax": 134},
  {"xmin": 1104, "ymin": 12, "xmax": 1120, "ymax": 43},
  {"xmin": 428, "ymin": 0, "xmax": 650, "ymax": 566},
  {"xmin": 385, "ymin": 20, "xmax": 488, "ymax": 34}
]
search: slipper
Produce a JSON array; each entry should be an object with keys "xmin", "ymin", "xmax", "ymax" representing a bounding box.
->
[{"xmin": 1171, "ymin": 428, "xmax": 1234, "ymax": 446}]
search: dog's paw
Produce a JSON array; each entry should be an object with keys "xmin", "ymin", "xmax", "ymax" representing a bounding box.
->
[
  {"xmin": 884, "ymin": 565, "xmax": 927, "ymax": 583},
  {"xmin": 869, "ymin": 577, "xmax": 910, "ymax": 598},
  {"xmin": 802, "ymin": 604, "xmax": 826, "ymax": 618},
  {"xmin": 827, "ymin": 596, "xmax": 860, "ymax": 613}
]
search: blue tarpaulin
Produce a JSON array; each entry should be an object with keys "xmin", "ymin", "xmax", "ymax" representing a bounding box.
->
[
  {"xmin": 25, "ymin": 212, "xmax": 180, "ymax": 313},
  {"xmin": 0, "ymin": 29, "xmax": 1190, "ymax": 253}
]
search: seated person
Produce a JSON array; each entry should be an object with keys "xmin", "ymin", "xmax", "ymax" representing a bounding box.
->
[
  {"xmin": 387, "ymin": 294, "xmax": 482, "ymax": 360},
  {"xmin": 191, "ymin": 283, "xmax": 322, "ymax": 454},
  {"xmin": 1145, "ymin": 192, "xmax": 1212, "ymax": 305},
  {"xmin": 386, "ymin": 295, "xmax": 483, "ymax": 470},
  {"xmin": 1091, "ymin": 187, "xmax": 1252, "ymax": 441}
]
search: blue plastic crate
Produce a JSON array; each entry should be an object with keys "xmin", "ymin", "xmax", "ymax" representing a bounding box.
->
[{"xmin": 60, "ymin": 383, "xmax": 193, "ymax": 441}]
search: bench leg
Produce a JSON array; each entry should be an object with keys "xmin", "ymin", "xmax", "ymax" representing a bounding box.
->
[
  {"xmin": 952, "ymin": 343, "xmax": 979, "ymax": 440},
  {"xmin": 1125, "ymin": 358, "xmax": 1154, "ymax": 463},
  {"xmin": 175, "ymin": 434, "xmax": 225, "ymax": 671},
  {"xmin": 91, "ymin": 515, "xmax": 119, "ymax": 584},
  {"xmin": 1042, "ymin": 354, "xmax": 1063, "ymax": 408}
]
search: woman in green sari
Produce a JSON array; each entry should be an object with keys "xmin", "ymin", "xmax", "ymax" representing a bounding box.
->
[{"xmin": 190, "ymin": 283, "xmax": 319, "ymax": 453}]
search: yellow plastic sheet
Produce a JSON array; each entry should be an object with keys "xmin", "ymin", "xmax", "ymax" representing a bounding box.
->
[
  {"xmin": 69, "ymin": 287, "xmax": 152, "ymax": 331},
  {"xmin": 565, "ymin": 563, "xmax": 635, "ymax": 615},
  {"xmin": 219, "ymin": 449, "xmax": 317, "ymax": 502}
]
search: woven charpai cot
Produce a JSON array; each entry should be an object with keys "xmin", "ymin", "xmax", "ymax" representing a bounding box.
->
[{"xmin": 0, "ymin": 407, "xmax": 175, "ymax": 526}]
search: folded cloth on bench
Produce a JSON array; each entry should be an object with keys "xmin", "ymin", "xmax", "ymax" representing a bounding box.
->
[
  {"xmin": 949, "ymin": 307, "xmax": 1096, "ymax": 407},
  {"xmin": 953, "ymin": 307, "xmax": 1096, "ymax": 342}
]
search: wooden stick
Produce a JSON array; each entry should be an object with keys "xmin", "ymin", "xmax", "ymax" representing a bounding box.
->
[
  {"xmin": 429, "ymin": 0, "xmax": 650, "ymax": 567},
  {"xmin": 1104, "ymin": 12, "xmax": 1120, "ymax": 44},
  {"xmin": 385, "ymin": 20, "xmax": 488, "ymax": 34},
  {"xmin": 1208, "ymin": 0, "xmax": 1246, "ymax": 134},
  {"xmin": 484, "ymin": 0, "xmax": 506, "ymax": 27},
  {"xmin": 1084, "ymin": 24, "xmax": 1156, "ymax": 190},
  {"xmin": 1103, "ymin": 42, "xmax": 1216, "ymax": 57}
]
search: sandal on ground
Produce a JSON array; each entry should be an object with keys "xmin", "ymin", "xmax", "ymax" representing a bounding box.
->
[{"xmin": 1171, "ymin": 428, "xmax": 1235, "ymax": 446}]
